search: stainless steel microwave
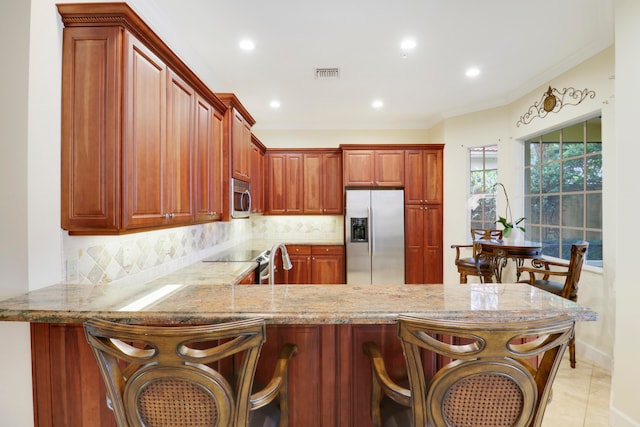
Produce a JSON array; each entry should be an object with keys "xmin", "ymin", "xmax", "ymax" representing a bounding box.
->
[{"xmin": 231, "ymin": 178, "xmax": 251, "ymax": 218}]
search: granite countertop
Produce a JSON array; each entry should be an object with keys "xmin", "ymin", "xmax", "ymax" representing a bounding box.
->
[{"xmin": 0, "ymin": 279, "xmax": 597, "ymax": 325}]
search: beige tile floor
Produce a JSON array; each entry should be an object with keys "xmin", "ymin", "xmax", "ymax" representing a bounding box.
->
[{"xmin": 543, "ymin": 355, "xmax": 611, "ymax": 426}]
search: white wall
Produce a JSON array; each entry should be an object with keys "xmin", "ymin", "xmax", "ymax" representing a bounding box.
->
[
  {"xmin": 611, "ymin": 1, "xmax": 640, "ymax": 425},
  {"xmin": 0, "ymin": 0, "xmax": 44, "ymax": 424}
]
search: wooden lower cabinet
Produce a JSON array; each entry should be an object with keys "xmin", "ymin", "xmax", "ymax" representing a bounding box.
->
[
  {"xmin": 31, "ymin": 322, "xmax": 445, "ymax": 427},
  {"xmin": 405, "ymin": 204, "xmax": 443, "ymax": 283},
  {"xmin": 285, "ymin": 245, "xmax": 345, "ymax": 284}
]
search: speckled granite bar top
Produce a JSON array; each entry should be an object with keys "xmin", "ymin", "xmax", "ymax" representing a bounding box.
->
[{"xmin": 0, "ymin": 278, "xmax": 597, "ymax": 325}]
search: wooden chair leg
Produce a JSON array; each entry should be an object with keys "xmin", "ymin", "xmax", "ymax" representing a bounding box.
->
[
  {"xmin": 569, "ymin": 335, "xmax": 576, "ymax": 368},
  {"xmin": 459, "ymin": 272, "xmax": 468, "ymax": 284}
]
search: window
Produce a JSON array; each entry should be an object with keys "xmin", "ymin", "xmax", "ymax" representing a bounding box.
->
[
  {"xmin": 469, "ymin": 146, "xmax": 498, "ymax": 230},
  {"xmin": 524, "ymin": 117, "xmax": 602, "ymax": 266}
]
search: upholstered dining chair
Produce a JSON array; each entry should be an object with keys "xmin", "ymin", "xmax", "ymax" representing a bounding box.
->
[
  {"xmin": 517, "ymin": 242, "xmax": 589, "ymax": 368},
  {"xmin": 451, "ymin": 228, "xmax": 503, "ymax": 283},
  {"xmin": 83, "ymin": 317, "xmax": 297, "ymax": 427},
  {"xmin": 363, "ymin": 315, "xmax": 575, "ymax": 427}
]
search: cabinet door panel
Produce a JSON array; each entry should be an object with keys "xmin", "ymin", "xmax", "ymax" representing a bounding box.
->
[
  {"xmin": 404, "ymin": 205, "xmax": 425, "ymax": 284},
  {"xmin": 343, "ymin": 150, "xmax": 374, "ymax": 187},
  {"xmin": 404, "ymin": 150, "xmax": 425, "ymax": 204},
  {"xmin": 211, "ymin": 111, "xmax": 224, "ymax": 217},
  {"xmin": 311, "ymin": 255, "xmax": 345, "ymax": 284},
  {"xmin": 323, "ymin": 152, "xmax": 343, "ymax": 214},
  {"xmin": 303, "ymin": 153, "xmax": 323, "ymax": 214},
  {"xmin": 424, "ymin": 150, "xmax": 443, "ymax": 204},
  {"xmin": 287, "ymin": 255, "xmax": 312, "ymax": 284},
  {"xmin": 166, "ymin": 69, "xmax": 194, "ymax": 224},
  {"xmin": 250, "ymin": 143, "xmax": 264, "ymax": 213},
  {"xmin": 61, "ymin": 27, "xmax": 120, "ymax": 231},
  {"xmin": 266, "ymin": 153, "xmax": 286, "ymax": 213},
  {"xmin": 257, "ymin": 325, "xmax": 335, "ymax": 427},
  {"xmin": 32, "ymin": 324, "xmax": 117, "ymax": 427},
  {"xmin": 123, "ymin": 34, "xmax": 167, "ymax": 229},
  {"xmin": 194, "ymin": 97, "xmax": 223, "ymax": 222},
  {"xmin": 374, "ymin": 150, "xmax": 404, "ymax": 186},
  {"xmin": 285, "ymin": 154, "xmax": 304, "ymax": 213}
]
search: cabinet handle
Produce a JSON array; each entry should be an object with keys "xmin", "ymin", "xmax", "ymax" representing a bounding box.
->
[{"xmin": 209, "ymin": 211, "xmax": 217, "ymax": 217}]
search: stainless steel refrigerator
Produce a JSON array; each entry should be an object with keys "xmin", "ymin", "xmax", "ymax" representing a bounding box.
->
[{"xmin": 346, "ymin": 189, "xmax": 405, "ymax": 284}]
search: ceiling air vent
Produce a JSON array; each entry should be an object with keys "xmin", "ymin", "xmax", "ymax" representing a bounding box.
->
[{"xmin": 314, "ymin": 68, "xmax": 340, "ymax": 80}]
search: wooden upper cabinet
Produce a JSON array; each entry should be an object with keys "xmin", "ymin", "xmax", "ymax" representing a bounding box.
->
[
  {"xmin": 322, "ymin": 152, "xmax": 343, "ymax": 214},
  {"xmin": 284, "ymin": 154, "xmax": 304, "ymax": 214},
  {"xmin": 61, "ymin": 26, "xmax": 121, "ymax": 232},
  {"xmin": 250, "ymin": 135, "xmax": 266, "ymax": 214},
  {"xmin": 59, "ymin": 3, "xmax": 228, "ymax": 234},
  {"xmin": 343, "ymin": 150, "xmax": 375, "ymax": 186},
  {"xmin": 268, "ymin": 150, "xmax": 342, "ymax": 215},
  {"xmin": 404, "ymin": 147, "xmax": 444, "ymax": 205},
  {"xmin": 217, "ymin": 93, "xmax": 255, "ymax": 183},
  {"xmin": 122, "ymin": 33, "xmax": 168, "ymax": 230},
  {"xmin": 374, "ymin": 150, "xmax": 404, "ymax": 186},
  {"xmin": 266, "ymin": 152, "xmax": 303, "ymax": 214},
  {"xmin": 343, "ymin": 149, "xmax": 404, "ymax": 187},
  {"xmin": 194, "ymin": 95, "xmax": 223, "ymax": 222},
  {"xmin": 303, "ymin": 154, "xmax": 324, "ymax": 214},
  {"xmin": 303, "ymin": 151, "xmax": 343, "ymax": 214}
]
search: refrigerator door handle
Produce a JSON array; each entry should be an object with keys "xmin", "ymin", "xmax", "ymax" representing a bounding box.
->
[{"xmin": 369, "ymin": 206, "xmax": 374, "ymax": 255}]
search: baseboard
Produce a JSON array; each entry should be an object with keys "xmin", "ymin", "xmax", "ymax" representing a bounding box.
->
[
  {"xmin": 610, "ymin": 407, "xmax": 640, "ymax": 427},
  {"xmin": 576, "ymin": 338, "xmax": 612, "ymax": 371}
]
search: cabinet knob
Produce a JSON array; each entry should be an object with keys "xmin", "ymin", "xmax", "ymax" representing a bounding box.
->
[
  {"xmin": 169, "ymin": 213, "xmax": 175, "ymax": 219},
  {"xmin": 164, "ymin": 213, "xmax": 170, "ymax": 220}
]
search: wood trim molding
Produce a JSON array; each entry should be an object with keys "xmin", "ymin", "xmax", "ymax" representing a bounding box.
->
[{"xmin": 57, "ymin": 2, "xmax": 228, "ymax": 114}]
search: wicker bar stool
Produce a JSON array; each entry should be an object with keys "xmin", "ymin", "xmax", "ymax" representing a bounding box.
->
[
  {"xmin": 84, "ymin": 317, "xmax": 297, "ymax": 427},
  {"xmin": 363, "ymin": 315, "xmax": 574, "ymax": 427}
]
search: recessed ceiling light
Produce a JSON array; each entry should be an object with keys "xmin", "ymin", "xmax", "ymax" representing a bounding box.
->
[
  {"xmin": 372, "ymin": 100, "xmax": 384, "ymax": 109},
  {"xmin": 466, "ymin": 67, "xmax": 481, "ymax": 78},
  {"xmin": 400, "ymin": 38, "xmax": 417, "ymax": 51},
  {"xmin": 269, "ymin": 100, "xmax": 281, "ymax": 109},
  {"xmin": 239, "ymin": 39, "xmax": 255, "ymax": 51}
]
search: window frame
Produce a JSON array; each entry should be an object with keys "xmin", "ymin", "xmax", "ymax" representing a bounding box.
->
[
  {"xmin": 468, "ymin": 145, "xmax": 498, "ymax": 232},
  {"xmin": 523, "ymin": 116, "xmax": 602, "ymax": 267}
]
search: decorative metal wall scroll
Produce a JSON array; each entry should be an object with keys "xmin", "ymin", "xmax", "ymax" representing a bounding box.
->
[{"xmin": 516, "ymin": 86, "xmax": 596, "ymax": 127}]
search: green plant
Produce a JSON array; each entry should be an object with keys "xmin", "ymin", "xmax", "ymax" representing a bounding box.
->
[{"xmin": 493, "ymin": 183, "xmax": 526, "ymax": 237}]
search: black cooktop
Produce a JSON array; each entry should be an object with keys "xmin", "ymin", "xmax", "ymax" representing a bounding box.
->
[{"xmin": 202, "ymin": 248, "xmax": 268, "ymax": 263}]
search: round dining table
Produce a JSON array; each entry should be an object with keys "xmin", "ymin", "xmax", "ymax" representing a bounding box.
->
[{"xmin": 476, "ymin": 239, "xmax": 543, "ymax": 283}]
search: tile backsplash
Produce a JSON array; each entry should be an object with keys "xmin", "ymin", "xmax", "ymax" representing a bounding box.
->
[{"xmin": 62, "ymin": 215, "xmax": 343, "ymax": 285}]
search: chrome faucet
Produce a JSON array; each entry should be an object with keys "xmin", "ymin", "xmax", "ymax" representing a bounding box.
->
[{"xmin": 267, "ymin": 243, "xmax": 293, "ymax": 285}]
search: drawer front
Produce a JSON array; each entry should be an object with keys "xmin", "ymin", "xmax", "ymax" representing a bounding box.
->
[
  {"xmin": 287, "ymin": 245, "xmax": 312, "ymax": 255},
  {"xmin": 311, "ymin": 245, "xmax": 344, "ymax": 255}
]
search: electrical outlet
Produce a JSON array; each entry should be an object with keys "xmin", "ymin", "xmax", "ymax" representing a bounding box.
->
[{"xmin": 66, "ymin": 259, "xmax": 78, "ymax": 282}]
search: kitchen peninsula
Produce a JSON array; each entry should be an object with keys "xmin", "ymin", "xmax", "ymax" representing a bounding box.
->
[{"xmin": 0, "ymin": 272, "xmax": 596, "ymax": 427}]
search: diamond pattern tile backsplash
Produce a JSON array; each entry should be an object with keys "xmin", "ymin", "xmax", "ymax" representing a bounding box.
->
[{"xmin": 62, "ymin": 215, "xmax": 343, "ymax": 285}]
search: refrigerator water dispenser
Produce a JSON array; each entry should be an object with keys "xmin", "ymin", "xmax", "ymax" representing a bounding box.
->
[{"xmin": 350, "ymin": 218, "xmax": 368, "ymax": 242}]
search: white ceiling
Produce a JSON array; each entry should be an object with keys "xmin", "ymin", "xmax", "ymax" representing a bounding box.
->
[{"xmin": 142, "ymin": 0, "xmax": 613, "ymax": 131}]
